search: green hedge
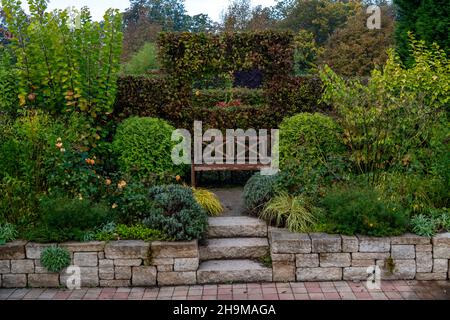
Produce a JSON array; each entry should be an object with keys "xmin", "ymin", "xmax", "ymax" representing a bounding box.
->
[{"xmin": 113, "ymin": 76, "xmax": 325, "ymax": 131}]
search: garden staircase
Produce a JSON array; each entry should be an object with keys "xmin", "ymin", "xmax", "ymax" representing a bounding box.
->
[{"xmin": 197, "ymin": 216, "xmax": 273, "ymax": 284}]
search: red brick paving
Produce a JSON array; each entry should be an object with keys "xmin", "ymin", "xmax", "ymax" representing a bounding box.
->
[{"xmin": 0, "ymin": 280, "xmax": 448, "ymax": 300}]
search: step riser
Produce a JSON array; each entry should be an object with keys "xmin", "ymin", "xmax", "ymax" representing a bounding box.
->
[
  {"xmin": 197, "ymin": 270, "xmax": 273, "ymax": 284},
  {"xmin": 208, "ymin": 226, "xmax": 267, "ymax": 238},
  {"xmin": 207, "ymin": 217, "xmax": 268, "ymax": 239},
  {"xmin": 200, "ymin": 246, "xmax": 269, "ymax": 260}
]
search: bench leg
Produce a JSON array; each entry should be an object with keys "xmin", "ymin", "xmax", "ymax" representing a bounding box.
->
[{"xmin": 191, "ymin": 165, "xmax": 196, "ymax": 188}]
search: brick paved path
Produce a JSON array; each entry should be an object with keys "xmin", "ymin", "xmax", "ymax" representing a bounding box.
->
[{"xmin": 1, "ymin": 280, "xmax": 449, "ymax": 300}]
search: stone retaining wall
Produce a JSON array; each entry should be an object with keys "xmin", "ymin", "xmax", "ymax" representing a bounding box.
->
[
  {"xmin": 1, "ymin": 230, "xmax": 449, "ymax": 288},
  {"xmin": 0, "ymin": 240, "xmax": 198, "ymax": 288},
  {"xmin": 269, "ymin": 228, "xmax": 450, "ymax": 282}
]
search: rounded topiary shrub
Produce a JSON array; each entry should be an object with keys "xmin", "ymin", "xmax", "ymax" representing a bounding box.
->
[
  {"xmin": 279, "ymin": 113, "xmax": 344, "ymax": 168},
  {"xmin": 142, "ymin": 185, "xmax": 208, "ymax": 240},
  {"xmin": 113, "ymin": 117, "xmax": 183, "ymax": 181},
  {"xmin": 243, "ymin": 173, "xmax": 278, "ymax": 215}
]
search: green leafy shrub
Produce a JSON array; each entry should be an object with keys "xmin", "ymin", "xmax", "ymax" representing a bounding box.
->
[
  {"xmin": 95, "ymin": 223, "xmax": 172, "ymax": 241},
  {"xmin": 113, "ymin": 117, "xmax": 184, "ymax": 181},
  {"xmin": 192, "ymin": 188, "xmax": 223, "ymax": 216},
  {"xmin": 122, "ymin": 42, "xmax": 160, "ymax": 76},
  {"xmin": 0, "ymin": 222, "xmax": 18, "ymax": 245},
  {"xmin": 319, "ymin": 184, "xmax": 409, "ymax": 236},
  {"xmin": 260, "ymin": 192, "xmax": 322, "ymax": 233},
  {"xmin": 279, "ymin": 112, "xmax": 344, "ymax": 169},
  {"xmin": 2, "ymin": 2, "xmax": 122, "ymax": 116},
  {"xmin": 142, "ymin": 185, "xmax": 208, "ymax": 240},
  {"xmin": 0, "ymin": 47, "xmax": 17, "ymax": 115},
  {"xmin": 411, "ymin": 208, "xmax": 450, "ymax": 237},
  {"xmin": 24, "ymin": 197, "xmax": 112, "ymax": 243},
  {"xmin": 320, "ymin": 37, "xmax": 449, "ymax": 183},
  {"xmin": 40, "ymin": 247, "xmax": 71, "ymax": 273},
  {"xmin": 243, "ymin": 173, "xmax": 278, "ymax": 215}
]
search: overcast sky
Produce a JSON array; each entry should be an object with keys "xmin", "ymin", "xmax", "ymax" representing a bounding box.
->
[{"xmin": 21, "ymin": 0, "xmax": 278, "ymax": 22}]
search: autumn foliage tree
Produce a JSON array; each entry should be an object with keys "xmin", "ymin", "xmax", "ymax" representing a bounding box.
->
[{"xmin": 319, "ymin": 6, "xmax": 394, "ymax": 77}]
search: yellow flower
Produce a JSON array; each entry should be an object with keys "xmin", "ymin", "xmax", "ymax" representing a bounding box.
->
[
  {"xmin": 105, "ymin": 179, "xmax": 112, "ymax": 186},
  {"xmin": 112, "ymin": 203, "xmax": 118, "ymax": 209},
  {"xmin": 195, "ymin": 90, "xmax": 201, "ymax": 96},
  {"xmin": 118, "ymin": 180, "xmax": 127, "ymax": 189},
  {"xmin": 176, "ymin": 175, "xmax": 182, "ymax": 182}
]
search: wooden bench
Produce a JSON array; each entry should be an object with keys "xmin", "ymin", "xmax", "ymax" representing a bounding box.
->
[{"xmin": 191, "ymin": 135, "xmax": 273, "ymax": 187}]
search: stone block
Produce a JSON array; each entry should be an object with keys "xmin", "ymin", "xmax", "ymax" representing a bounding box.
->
[
  {"xmin": 25, "ymin": 243, "xmax": 56, "ymax": 259},
  {"xmin": 151, "ymin": 258, "xmax": 174, "ymax": 266},
  {"xmin": 433, "ymin": 244, "xmax": 450, "ymax": 259},
  {"xmin": 391, "ymin": 245, "xmax": 415, "ymax": 259},
  {"xmin": 174, "ymin": 258, "xmax": 199, "ymax": 272},
  {"xmin": 343, "ymin": 267, "xmax": 370, "ymax": 281},
  {"xmin": 341, "ymin": 236, "xmax": 359, "ymax": 252},
  {"xmin": 73, "ymin": 252, "xmax": 98, "ymax": 267},
  {"xmin": 0, "ymin": 260, "xmax": 10, "ymax": 273},
  {"xmin": 157, "ymin": 264, "xmax": 173, "ymax": 272},
  {"xmin": 1, "ymin": 274, "xmax": 27, "ymax": 288},
  {"xmin": 352, "ymin": 252, "xmax": 390, "ymax": 260},
  {"xmin": 105, "ymin": 241, "xmax": 150, "ymax": 260},
  {"xmin": 113, "ymin": 259, "xmax": 142, "ymax": 267},
  {"xmin": 296, "ymin": 267, "xmax": 342, "ymax": 281},
  {"xmin": 358, "ymin": 236, "xmax": 390, "ymax": 252},
  {"xmin": 377, "ymin": 259, "xmax": 415, "ymax": 280},
  {"xmin": 390, "ymin": 234, "xmax": 430, "ymax": 245},
  {"xmin": 270, "ymin": 229, "xmax": 311, "ymax": 254},
  {"xmin": 271, "ymin": 254, "xmax": 295, "ymax": 262},
  {"xmin": 415, "ymin": 245, "xmax": 432, "ymax": 252},
  {"xmin": 0, "ymin": 241, "xmax": 27, "ymax": 259},
  {"xmin": 296, "ymin": 254, "xmax": 319, "ymax": 267},
  {"xmin": 80, "ymin": 267, "xmax": 99, "ymax": 287},
  {"xmin": 320, "ymin": 253, "xmax": 351, "ymax": 267},
  {"xmin": 432, "ymin": 232, "xmax": 450, "ymax": 245},
  {"xmin": 157, "ymin": 271, "xmax": 196, "ymax": 286},
  {"xmin": 100, "ymin": 280, "xmax": 131, "ymax": 287},
  {"xmin": 28, "ymin": 274, "xmax": 59, "ymax": 287},
  {"xmin": 11, "ymin": 260, "xmax": 34, "ymax": 273},
  {"xmin": 416, "ymin": 252, "xmax": 432, "ymax": 273},
  {"xmin": 99, "ymin": 259, "xmax": 114, "ymax": 268},
  {"xmin": 433, "ymin": 259, "xmax": 448, "ymax": 273},
  {"xmin": 351, "ymin": 259, "xmax": 375, "ymax": 267},
  {"xmin": 415, "ymin": 273, "xmax": 447, "ymax": 281},
  {"xmin": 272, "ymin": 261, "xmax": 295, "ymax": 282},
  {"xmin": 132, "ymin": 266, "xmax": 157, "ymax": 286},
  {"xmin": 151, "ymin": 241, "xmax": 198, "ymax": 259},
  {"xmin": 99, "ymin": 267, "xmax": 115, "ymax": 280},
  {"xmin": 114, "ymin": 266, "xmax": 131, "ymax": 280},
  {"xmin": 310, "ymin": 233, "xmax": 341, "ymax": 253},
  {"xmin": 59, "ymin": 241, "xmax": 105, "ymax": 252}
]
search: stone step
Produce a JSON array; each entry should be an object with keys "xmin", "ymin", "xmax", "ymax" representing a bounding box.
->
[
  {"xmin": 197, "ymin": 259, "xmax": 273, "ymax": 284},
  {"xmin": 207, "ymin": 216, "xmax": 267, "ymax": 238},
  {"xmin": 199, "ymin": 238, "xmax": 269, "ymax": 260}
]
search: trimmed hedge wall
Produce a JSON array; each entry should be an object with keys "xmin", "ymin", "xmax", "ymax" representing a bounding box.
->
[{"xmin": 113, "ymin": 76, "xmax": 326, "ymax": 131}]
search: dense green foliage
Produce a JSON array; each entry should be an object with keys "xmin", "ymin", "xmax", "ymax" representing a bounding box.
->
[
  {"xmin": 40, "ymin": 247, "xmax": 71, "ymax": 273},
  {"xmin": 243, "ymin": 173, "xmax": 278, "ymax": 215},
  {"xmin": 113, "ymin": 117, "xmax": 184, "ymax": 181},
  {"xmin": 279, "ymin": 113, "xmax": 344, "ymax": 169},
  {"xmin": 394, "ymin": 0, "xmax": 449, "ymax": 63},
  {"xmin": 94, "ymin": 223, "xmax": 172, "ymax": 241},
  {"xmin": 23, "ymin": 197, "xmax": 111, "ymax": 243},
  {"xmin": 1, "ymin": 1, "xmax": 123, "ymax": 118},
  {"xmin": 0, "ymin": 222, "xmax": 17, "ymax": 244},
  {"xmin": 319, "ymin": 185, "xmax": 409, "ymax": 236},
  {"xmin": 142, "ymin": 185, "xmax": 208, "ymax": 240},
  {"xmin": 122, "ymin": 42, "xmax": 160, "ymax": 76}
]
